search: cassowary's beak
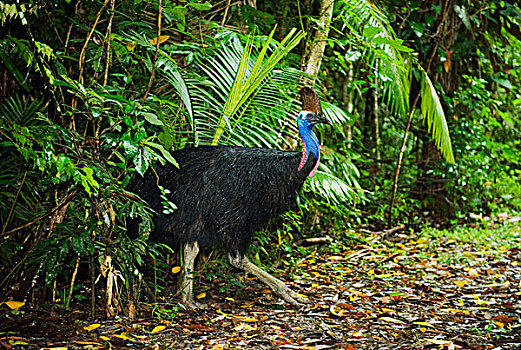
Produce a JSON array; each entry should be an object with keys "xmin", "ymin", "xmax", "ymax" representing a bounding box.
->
[{"xmin": 308, "ymin": 113, "xmax": 332, "ymax": 126}]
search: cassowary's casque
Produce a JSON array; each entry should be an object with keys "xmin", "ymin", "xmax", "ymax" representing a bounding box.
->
[{"xmin": 129, "ymin": 87, "xmax": 330, "ymax": 307}]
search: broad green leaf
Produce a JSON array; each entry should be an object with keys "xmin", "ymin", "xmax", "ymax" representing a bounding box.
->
[
  {"xmin": 188, "ymin": 2, "xmax": 211, "ymax": 11},
  {"xmin": 142, "ymin": 112, "xmax": 164, "ymax": 126}
]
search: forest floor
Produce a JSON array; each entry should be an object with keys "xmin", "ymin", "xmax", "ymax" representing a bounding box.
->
[{"xmin": 2, "ymin": 221, "xmax": 521, "ymax": 350}]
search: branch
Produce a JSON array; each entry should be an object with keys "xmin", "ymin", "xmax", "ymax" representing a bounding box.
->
[
  {"xmin": 143, "ymin": 0, "xmax": 162, "ymax": 104},
  {"xmin": 1, "ymin": 189, "xmax": 79, "ymax": 238}
]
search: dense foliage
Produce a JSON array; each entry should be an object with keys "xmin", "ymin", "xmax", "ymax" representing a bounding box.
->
[{"xmin": 0, "ymin": 0, "xmax": 519, "ymax": 315}]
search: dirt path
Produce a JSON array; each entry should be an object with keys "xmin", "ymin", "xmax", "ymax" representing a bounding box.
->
[{"xmin": 2, "ymin": 228, "xmax": 521, "ymax": 349}]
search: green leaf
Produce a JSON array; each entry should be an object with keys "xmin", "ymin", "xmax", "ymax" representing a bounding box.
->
[
  {"xmin": 133, "ymin": 147, "xmax": 153, "ymax": 176},
  {"xmin": 142, "ymin": 112, "xmax": 164, "ymax": 126},
  {"xmin": 188, "ymin": 2, "xmax": 211, "ymax": 11},
  {"xmin": 143, "ymin": 141, "xmax": 178, "ymax": 167},
  {"xmin": 80, "ymin": 167, "xmax": 99, "ymax": 196},
  {"xmin": 164, "ymin": 5, "xmax": 187, "ymax": 23},
  {"xmin": 363, "ymin": 26, "xmax": 382, "ymax": 39}
]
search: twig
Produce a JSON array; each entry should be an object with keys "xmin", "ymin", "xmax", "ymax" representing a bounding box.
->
[
  {"xmin": 66, "ymin": 256, "xmax": 81, "ymax": 308},
  {"xmin": 363, "ymin": 224, "xmax": 406, "ymax": 243},
  {"xmin": 90, "ymin": 256, "xmax": 96, "ymax": 321},
  {"xmin": 1, "ymin": 189, "xmax": 79, "ymax": 237},
  {"xmin": 221, "ymin": 0, "xmax": 232, "ymax": 26},
  {"xmin": 78, "ymin": 0, "xmax": 111, "ymax": 85},
  {"xmin": 103, "ymin": 0, "xmax": 115, "ymax": 87},
  {"xmin": 295, "ymin": 237, "xmax": 333, "ymax": 246},
  {"xmin": 143, "ymin": 0, "xmax": 162, "ymax": 104},
  {"xmin": 2, "ymin": 169, "xmax": 27, "ymax": 235}
]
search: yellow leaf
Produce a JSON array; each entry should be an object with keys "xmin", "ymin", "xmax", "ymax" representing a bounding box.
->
[
  {"xmin": 196, "ymin": 292, "xmax": 206, "ymax": 299},
  {"xmin": 352, "ymin": 330, "xmax": 365, "ymax": 337},
  {"xmin": 151, "ymin": 325, "xmax": 166, "ymax": 333},
  {"xmin": 234, "ymin": 323, "xmax": 246, "ymax": 331},
  {"xmin": 100, "ymin": 336, "xmax": 110, "ymax": 341},
  {"xmin": 83, "ymin": 323, "xmax": 101, "ymax": 332},
  {"xmin": 381, "ymin": 308, "xmax": 396, "ymax": 313},
  {"xmin": 113, "ymin": 333, "xmax": 130, "ymax": 340},
  {"xmin": 171, "ymin": 266, "xmax": 181, "ymax": 274},
  {"xmin": 486, "ymin": 281, "xmax": 510, "ymax": 288},
  {"xmin": 496, "ymin": 321, "xmax": 505, "ymax": 328},
  {"xmin": 453, "ymin": 280, "xmax": 465, "ymax": 287},
  {"xmin": 43, "ymin": 347, "xmax": 68, "ymax": 350},
  {"xmin": 225, "ymin": 297, "xmax": 235, "ymax": 301},
  {"xmin": 375, "ymin": 273, "xmax": 394, "ymax": 278},
  {"xmin": 149, "ymin": 35, "xmax": 170, "ymax": 45},
  {"xmin": 413, "ymin": 237, "xmax": 427, "ymax": 244},
  {"xmin": 380, "ymin": 317, "xmax": 405, "ymax": 324},
  {"xmin": 413, "ymin": 322, "xmax": 435, "ymax": 327},
  {"xmin": 126, "ymin": 42, "xmax": 136, "ymax": 51},
  {"xmin": 5, "ymin": 301, "xmax": 25, "ymax": 309},
  {"xmin": 368, "ymin": 269, "xmax": 375, "ymax": 274},
  {"xmin": 330, "ymin": 305, "xmax": 347, "ymax": 317},
  {"xmin": 234, "ymin": 316, "xmax": 258, "ymax": 322}
]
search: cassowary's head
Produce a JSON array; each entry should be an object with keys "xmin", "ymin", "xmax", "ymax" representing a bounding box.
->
[
  {"xmin": 296, "ymin": 87, "xmax": 331, "ymax": 177},
  {"xmin": 298, "ymin": 87, "xmax": 331, "ymax": 128}
]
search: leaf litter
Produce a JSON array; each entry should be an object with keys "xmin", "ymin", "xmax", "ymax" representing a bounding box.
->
[{"xmin": 1, "ymin": 225, "xmax": 520, "ymax": 349}]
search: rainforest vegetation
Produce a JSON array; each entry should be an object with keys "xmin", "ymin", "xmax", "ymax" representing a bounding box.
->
[{"xmin": 1, "ymin": 0, "xmax": 520, "ymax": 348}]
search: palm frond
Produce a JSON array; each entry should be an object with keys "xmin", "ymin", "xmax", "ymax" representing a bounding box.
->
[
  {"xmin": 211, "ymin": 26, "xmax": 306, "ymax": 145},
  {"xmin": 339, "ymin": 0, "xmax": 411, "ymax": 117},
  {"xmin": 339, "ymin": 0, "xmax": 454, "ymax": 163},
  {"xmin": 186, "ymin": 31, "xmax": 305, "ymax": 148},
  {"xmin": 419, "ymin": 67, "xmax": 455, "ymax": 163},
  {"xmin": 305, "ymin": 170, "xmax": 363, "ymax": 206},
  {"xmin": 0, "ymin": 96, "xmax": 44, "ymax": 126},
  {"xmin": 321, "ymin": 101, "xmax": 351, "ymax": 124}
]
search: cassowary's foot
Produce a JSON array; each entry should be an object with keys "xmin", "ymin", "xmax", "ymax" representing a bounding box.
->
[
  {"xmin": 182, "ymin": 298, "xmax": 207, "ymax": 310},
  {"xmin": 228, "ymin": 253, "xmax": 309, "ymax": 307}
]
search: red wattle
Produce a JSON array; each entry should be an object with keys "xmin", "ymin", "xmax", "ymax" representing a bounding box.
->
[
  {"xmin": 308, "ymin": 148, "xmax": 319, "ymax": 177},
  {"xmin": 297, "ymin": 144, "xmax": 307, "ymax": 171}
]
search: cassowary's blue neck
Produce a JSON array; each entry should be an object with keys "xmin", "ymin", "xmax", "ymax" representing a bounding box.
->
[{"xmin": 297, "ymin": 111, "xmax": 320, "ymax": 177}]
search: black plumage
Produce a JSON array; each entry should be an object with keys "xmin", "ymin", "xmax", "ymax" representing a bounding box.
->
[{"xmin": 129, "ymin": 87, "xmax": 329, "ymax": 307}]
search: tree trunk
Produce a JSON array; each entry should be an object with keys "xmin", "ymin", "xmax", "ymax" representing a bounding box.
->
[{"xmin": 301, "ymin": 0, "xmax": 334, "ymax": 85}]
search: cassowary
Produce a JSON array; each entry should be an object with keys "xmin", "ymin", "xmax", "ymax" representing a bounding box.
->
[{"xmin": 129, "ymin": 87, "xmax": 330, "ymax": 307}]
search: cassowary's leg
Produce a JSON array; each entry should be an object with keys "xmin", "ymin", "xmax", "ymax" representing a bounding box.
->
[
  {"xmin": 181, "ymin": 241, "xmax": 204, "ymax": 308},
  {"xmin": 228, "ymin": 253, "xmax": 308, "ymax": 306}
]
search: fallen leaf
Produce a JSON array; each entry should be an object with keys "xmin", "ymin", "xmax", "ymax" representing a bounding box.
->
[
  {"xmin": 413, "ymin": 321, "xmax": 435, "ymax": 327},
  {"xmin": 4, "ymin": 301, "xmax": 25, "ymax": 309},
  {"xmin": 171, "ymin": 266, "xmax": 181, "ymax": 274},
  {"xmin": 83, "ymin": 323, "xmax": 101, "ymax": 332},
  {"xmin": 151, "ymin": 325, "xmax": 166, "ymax": 333},
  {"xmin": 233, "ymin": 315, "xmax": 258, "ymax": 322},
  {"xmin": 196, "ymin": 292, "xmax": 206, "ymax": 299},
  {"xmin": 330, "ymin": 305, "xmax": 348, "ymax": 317},
  {"xmin": 453, "ymin": 280, "xmax": 466, "ymax": 287},
  {"xmin": 492, "ymin": 314, "xmax": 515, "ymax": 324},
  {"xmin": 113, "ymin": 333, "xmax": 130, "ymax": 340},
  {"xmin": 380, "ymin": 317, "xmax": 406, "ymax": 324}
]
